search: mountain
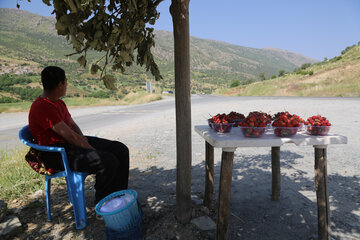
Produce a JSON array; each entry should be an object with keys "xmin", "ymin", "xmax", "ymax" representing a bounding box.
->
[
  {"xmin": 0, "ymin": 8, "xmax": 317, "ymax": 95},
  {"xmin": 218, "ymin": 43, "xmax": 360, "ymax": 97}
]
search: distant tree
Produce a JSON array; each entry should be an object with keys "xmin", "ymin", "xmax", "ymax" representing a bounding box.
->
[
  {"xmin": 230, "ymin": 80, "xmax": 240, "ymax": 88},
  {"xmin": 300, "ymin": 63, "xmax": 311, "ymax": 70},
  {"xmin": 242, "ymin": 78, "xmax": 255, "ymax": 85},
  {"xmin": 278, "ymin": 70, "xmax": 286, "ymax": 77},
  {"xmin": 323, "ymin": 57, "xmax": 328, "ymax": 62},
  {"xmin": 341, "ymin": 44, "xmax": 356, "ymax": 55},
  {"xmin": 259, "ymin": 72, "xmax": 266, "ymax": 81},
  {"xmin": 271, "ymin": 75, "xmax": 276, "ymax": 79}
]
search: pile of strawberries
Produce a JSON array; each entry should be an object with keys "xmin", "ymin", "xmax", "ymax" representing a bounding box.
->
[
  {"xmin": 272, "ymin": 112, "xmax": 304, "ymax": 127},
  {"xmin": 305, "ymin": 115, "xmax": 331, "ymax": 126},
  {"xmin": 239, "ymin": 111, "xmax": 269, "ymax": 128},
  {"xmin": 208, "ymin": 113, "xmax": 234, "ymax": 133},
  {"xmin": 227, "ymin": 111, "xmax": 245, "ymax": 126},
  {"xmin": 208, "ymin": 113, "xmax": 231, "ymax": 124},
  {"xmin": 208, "ymin": 112, "xmax": 245, "ymax": 125},
  {"xmin": 272, "ymin": 111, "xmax": 304, "ymax": 137},
  {"xmin": 238, "ymin": 111, "xmax": 270, "ymax": 137},
  {"xmin": 305, "ymin": 115, "xmax": 331, "ymax": 135}
]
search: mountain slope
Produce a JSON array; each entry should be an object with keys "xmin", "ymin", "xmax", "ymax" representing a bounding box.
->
[
  {"xmin": 218, "ymin": 43, "xmax": 360, "ymax": 97},
  {"xmin": 0, "ymin": 8, "xmax": 317, "ymax": 93}
]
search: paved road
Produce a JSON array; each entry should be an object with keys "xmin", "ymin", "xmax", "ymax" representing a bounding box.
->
[{"xmin": 1, "ymin": 95, "xmax": 359, "ymax": 151}]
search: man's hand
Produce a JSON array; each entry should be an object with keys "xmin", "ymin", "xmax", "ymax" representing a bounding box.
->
[{"xmin": 51, "ymin": 121, "xmax": 95, "ymax": 150}]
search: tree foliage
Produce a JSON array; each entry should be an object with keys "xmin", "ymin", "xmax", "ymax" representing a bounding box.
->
[
  {"xmin": 278, "ymin": 69, "xmax": 286, "ymax": 77},
  {"xmin": 299, "ymin": 63, "xmax": 311, "ymax": 70},
  {"xmin": 230, "ymin": 80, "xmax": 240, "ymax": 88},
  {"xmin": 259, "ymin": 72, "xmax": 266, "ymax": 81},
  {"xmin": 22, "ymin": 0, "xmax": 163, "ymax": 89}
]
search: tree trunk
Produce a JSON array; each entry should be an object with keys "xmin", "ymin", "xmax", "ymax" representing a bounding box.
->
[{"xmin": 170, "ymin": 0, "xmax": 192, "ymax": 224}]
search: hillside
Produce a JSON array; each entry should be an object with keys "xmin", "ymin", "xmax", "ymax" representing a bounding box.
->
[
  {"xmin": 217, "ymin": 43, "xmax": 360, "ymax": 97},
  {"xmin": 0, "ymin": 8, "xmax": 316, "ymax": 96}
]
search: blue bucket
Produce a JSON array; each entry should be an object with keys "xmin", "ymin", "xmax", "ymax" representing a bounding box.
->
[
  {"xmin": 95, "ymin": 190, "xmax": 141, "ymax": 232},
  {"xmin": 104, "ymin": 218, "xmax": 142, "ymax": 240}
]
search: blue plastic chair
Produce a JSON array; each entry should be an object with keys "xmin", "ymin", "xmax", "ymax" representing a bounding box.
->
[{"xmin": 19, "ymin": 125, "xmax": 89, "ymax": 229}]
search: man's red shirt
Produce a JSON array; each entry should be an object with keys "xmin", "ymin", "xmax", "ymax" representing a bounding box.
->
[{"xmin": 29, "ymin": 96, "xmax": 72, "ymax": 146}]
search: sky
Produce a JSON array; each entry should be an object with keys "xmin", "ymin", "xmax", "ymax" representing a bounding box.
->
[{"xmin": 1, "ymin": 0, "xmax": 360, "ymax": 60}]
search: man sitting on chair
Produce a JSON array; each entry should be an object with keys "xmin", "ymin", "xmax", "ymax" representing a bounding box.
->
[{"xmin": 28, "ymin": 66, "xmax": 129, "ymax": 204}]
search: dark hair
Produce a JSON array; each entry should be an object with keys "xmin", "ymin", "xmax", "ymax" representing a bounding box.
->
[{"xmin": 41, "ymin": 66, "xmax": 66, "ymax": 91}]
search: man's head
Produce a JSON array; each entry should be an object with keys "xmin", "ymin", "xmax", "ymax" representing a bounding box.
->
[{"xmin": 41, "ymin": 66, "xmax": 66, "ymax": 92}]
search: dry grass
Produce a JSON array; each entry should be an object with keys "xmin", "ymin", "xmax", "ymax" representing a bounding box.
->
[
  {"xmin": 0, "ymin": 93, "xmax": 163, "ymax": 113},
  {"xmin": 217, "ymin": 44, "xmax": 360, "ymax": 97}
]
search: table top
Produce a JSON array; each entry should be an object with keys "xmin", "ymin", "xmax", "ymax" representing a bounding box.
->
[{"xmin": 194, "ymin": 125, "xmax": 348, "ymax": 151}]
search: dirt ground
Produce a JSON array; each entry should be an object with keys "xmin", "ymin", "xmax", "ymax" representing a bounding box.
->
[{"xmin": 6, "ymin": 175, "xmax": 215, "ymax": 240}]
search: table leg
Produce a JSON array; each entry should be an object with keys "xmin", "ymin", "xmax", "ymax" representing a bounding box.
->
[
  {"xmin": 314, "ymin": 146, "xmax": 330, "ymax": 240},
  {"xmin": 204, "ymin": 141, "xmax": 214, "ymax": 209},
  {"xmin": 271, "ymin": 146, "xmax": 281, "ymax": 201},
  {"xmin": 216, "ymin": 150, "xmax": 234, "ymax": 240}
]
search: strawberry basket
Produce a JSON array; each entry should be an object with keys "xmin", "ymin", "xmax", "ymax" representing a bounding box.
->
[
  {"xmin": 239, "ymin": 111, "xmax": 269, "ymax": 138},
  {"xmin": 305, "ymin": 115, "xmax": 331, "ymax": 136}
]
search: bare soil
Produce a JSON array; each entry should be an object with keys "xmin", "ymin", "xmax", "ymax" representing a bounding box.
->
[{"xmin": 6, "ymin": 175, "xmax": 214, "ymax": 240}]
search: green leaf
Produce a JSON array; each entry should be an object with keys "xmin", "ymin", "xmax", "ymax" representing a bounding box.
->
[
  {"xmin": 94, "ymin": 31, "xmax": 103, "ymax": 40},
  {"xmin": 77, "ymin": 56, "xmax": 87, "ymax": 67},
  {"xmin": 102, "ymin": 75, "xmax": 117, "ymax": 90},
  {"xmin": 90, "ymin": 64, "xmax": 101, "ymax": 75},
  {"xmin": 42, "ymin": 0, "xmax": 51, "ymax": 6}
]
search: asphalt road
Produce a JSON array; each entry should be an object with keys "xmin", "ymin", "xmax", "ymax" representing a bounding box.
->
[{"xmin": 1, "ymin": 95, "xmax": 359, "ymax": 151}]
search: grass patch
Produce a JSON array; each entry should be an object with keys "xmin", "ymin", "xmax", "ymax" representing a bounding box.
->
[
  {"xmin": 0, "ymin": 93, "xmax": 163, "ymax": 113},
  {"xmin": 123, "ymin": 92, "xmax": 162, "ymax": 104},
  {"xmin": 0, "ymin": 101, "xmax": 32, "ymax": 113},
  {"xmin": 0, "ymin": 146, "xmax": 44, "ymax": 201},
  {"xmin": 63, "ymin": 97, "xmax": 126, "ymax": 107}
]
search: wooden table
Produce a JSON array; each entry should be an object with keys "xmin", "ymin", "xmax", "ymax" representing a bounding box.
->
[{"xmin": 194, "ymin": 125, "xmax": 347, "ymax": 240}]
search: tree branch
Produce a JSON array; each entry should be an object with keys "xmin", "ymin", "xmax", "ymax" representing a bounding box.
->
[{"xmin": 65, "ymin": 45, "xmax": 89, "ymax": 57}]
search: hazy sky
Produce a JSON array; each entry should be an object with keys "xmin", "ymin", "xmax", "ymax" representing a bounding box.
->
[{"xmin": 1, "ymin": 0, "xmax": 360, "ymax": 60}]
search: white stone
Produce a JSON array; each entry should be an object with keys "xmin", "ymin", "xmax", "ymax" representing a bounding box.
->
[
  {"xmin": 0, "ymin": 216, "xmax": 22, "ymax": 237},
  {"xmin": 191, "ymin": 215, "xmax": 216, "ymax": 231}
]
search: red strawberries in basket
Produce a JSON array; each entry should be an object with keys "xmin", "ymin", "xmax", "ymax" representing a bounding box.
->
[{"xmin": 305, "ymin": 115, "xmax": 331, "ymax": 126}]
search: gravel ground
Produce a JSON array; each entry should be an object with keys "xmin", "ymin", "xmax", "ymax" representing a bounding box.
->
[{"xmin": 3, "ymin": 96, "xmax": 360, "ymax": 239}]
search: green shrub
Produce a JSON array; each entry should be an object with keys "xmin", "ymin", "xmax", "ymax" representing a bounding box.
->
[
  {"xmin": 242, "ymin": 79, "xmax": 255, "ymax": 85},
  {"xmin": 300, "ymin": 63, "xmax": 312, "ymax": 70},
  {"xmin": 295, "ymin": 70, "xmax": 314, "ymax": 76},
  {"xmin": 330, "ymin": 56, "xmax": 342, "ymax": 62},
  {"xmin": 278, "ymin": 70, "xmax": 286, "ymax": 77},
  {"xmin": 230, "ymin": 80, "xmax": 240, "ymax": 88},
  {"xmin": 0, "ymin": 96, "xmax": 19, "ymax": 103},
  {"xmin": 87, "ymin": 90, "xmax": 110, "ymax": 98}
]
